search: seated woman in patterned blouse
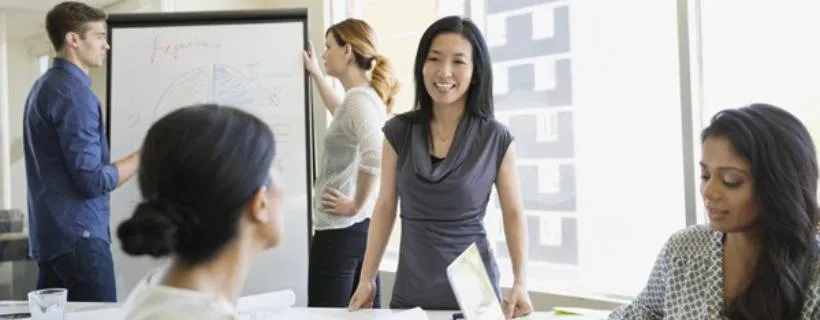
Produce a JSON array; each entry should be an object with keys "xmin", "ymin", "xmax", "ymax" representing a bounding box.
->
[{"xmin": 609, "ymin": 103, "xmax": 820, "ymax": 320}]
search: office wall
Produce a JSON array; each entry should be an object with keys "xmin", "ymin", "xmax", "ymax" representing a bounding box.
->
[
  {"xmin": 173, "ymin": 0, "xmax": 269, "ymax": 11},
  {"xmin": 7, "ymin": 38, "xmax": 34, "ymax": 213}
]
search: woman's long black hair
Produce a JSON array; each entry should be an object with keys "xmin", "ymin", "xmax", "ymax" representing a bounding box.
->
[{"xmin": 702, "ymin": 103, "xmax": 819, "ymax": 319}]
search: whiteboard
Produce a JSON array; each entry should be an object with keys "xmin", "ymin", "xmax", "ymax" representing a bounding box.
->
[{"xmin": 105, "ymin": 10, "xmax": 313, "ymax": 306}]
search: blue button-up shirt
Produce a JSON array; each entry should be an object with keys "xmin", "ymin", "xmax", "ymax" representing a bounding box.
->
[{"xmin": 23, "ymin": 58, "xmax": 119, "ymax": 261}]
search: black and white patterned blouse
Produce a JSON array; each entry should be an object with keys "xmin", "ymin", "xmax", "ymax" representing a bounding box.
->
[{"xmin": 608, "ymin": 225, "xmax": 820, "ymax": 319}]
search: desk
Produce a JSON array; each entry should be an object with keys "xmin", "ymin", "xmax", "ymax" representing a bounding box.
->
[
  {"xmin": 0, "ymin": 301, "xmax": 598, "ymax": 319},
  {"xmin": 275, "ymin": 307, "xmax": 585, "ymax": 319}
]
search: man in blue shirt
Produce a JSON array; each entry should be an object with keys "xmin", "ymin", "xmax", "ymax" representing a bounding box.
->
[{"xmin": 23, "ymin": 1, "xmax": 140, "ymax": 302}]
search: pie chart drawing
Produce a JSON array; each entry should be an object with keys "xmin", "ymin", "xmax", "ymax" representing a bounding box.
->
[{"xmin": 153, "ymin": 63, "xmax": 283, "ymax": 121}]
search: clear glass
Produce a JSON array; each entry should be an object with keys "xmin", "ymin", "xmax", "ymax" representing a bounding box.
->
[{"xmin": 27, "ymin": 288, "xmax": 67, "ymax": 320}]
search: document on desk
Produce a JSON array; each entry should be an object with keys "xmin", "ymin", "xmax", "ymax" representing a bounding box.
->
[
  {"xmin": 552, "ymin": 307, "xmax": 611, "ymax": 319},
  {"xmin": 65, "ymin": 306, "xmax": 121, "ymax": 320},
  {"xmin": 384, "ymin": 307, "xmax": 429, "ymax": 320},
  {"xmin": 446, "ymin": 243, "xmax": 505, "ymax": 320},
  {"xmin": 243, "ymin": 308, "xmax": 347, "ymax": 319},
  {"xmin": 236, "ymin": 289, "xmax": 296, "ymax": 318}
]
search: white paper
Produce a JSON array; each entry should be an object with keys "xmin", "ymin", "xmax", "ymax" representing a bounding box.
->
[
  {"xmin": 241, "ymin": 307, "xmax": 346, "ymax": 320},
  {"xmin": 65, "ymin": 307, "xmax": 122, "ymax": 320},
  {"xmin": 236, "ymin": 289, "xmax": 296, "ymax": 318},
  {"xmin": 386, "ymin": 307, "xmax": 429, "ymax": 320},
  {"xmin": 447, "ymin": 244, "xmax": 506, "ymax": 320},
  {"xmin": 552, "ymin": 306, "xmax": 612, "ymax": 319}
]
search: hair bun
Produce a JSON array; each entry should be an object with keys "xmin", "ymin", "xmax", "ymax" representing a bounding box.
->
[{"xmin": 117, "ymin": 198, "xmax": 185, "ymax": 257}]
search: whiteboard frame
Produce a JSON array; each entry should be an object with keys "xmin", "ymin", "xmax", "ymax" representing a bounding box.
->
[{"xmin": 103, "ymin": 8, "xmax": 316, "ymax": 296}]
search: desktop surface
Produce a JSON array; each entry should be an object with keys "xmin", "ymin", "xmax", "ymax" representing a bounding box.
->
[{"xmin": 0, "ymin": 301, "xmax": 599, "ymax": 319}]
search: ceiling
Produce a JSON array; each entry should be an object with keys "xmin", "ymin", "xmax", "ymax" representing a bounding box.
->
[{"xmin": 1, "ymin": 0, "xmax": 123, "ymax": 41}]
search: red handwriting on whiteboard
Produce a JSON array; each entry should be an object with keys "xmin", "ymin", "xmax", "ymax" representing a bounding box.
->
[{"xmin": 149, "ymin": 34, "xmax": 222, "ymax": 63}]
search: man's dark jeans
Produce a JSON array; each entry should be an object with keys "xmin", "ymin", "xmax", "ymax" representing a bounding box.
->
[{"xmin": 36, "ymin": 237, "xmax": 116, "ymax": 302}]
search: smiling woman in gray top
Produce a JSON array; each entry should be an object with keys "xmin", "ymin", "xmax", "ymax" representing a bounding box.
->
[
  {"xmin": 347, "ymin": 16, "xmax": 533, "ymax": 318},
  {"xmin": 302, "ymin": 18, "xmax": 399, "ymax": 308}
]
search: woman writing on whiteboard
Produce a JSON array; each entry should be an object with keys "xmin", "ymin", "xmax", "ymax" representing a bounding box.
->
[
  {"xmin": 116, "ymin": 104, "xmax": 285, "ymax": 319},
  {"xmin": 347, "ymin": 16, "xmax": 533, "ymax": 318},
  {"xmin": 303, "ymin": 18, "xmax": 400, "ymax": 308}
]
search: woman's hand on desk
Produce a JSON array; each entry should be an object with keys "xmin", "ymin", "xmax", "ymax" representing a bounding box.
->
[
  {"xmin": 320, "ymin": 187, "xmax": 357, "ymax": 216},
  {"xmin": 348, "ymin": 279, "xmax": 378, "ymax": 311},
  {"xmin": 501, "ymin": 283, "xmax": 533, "ymax": 319}
]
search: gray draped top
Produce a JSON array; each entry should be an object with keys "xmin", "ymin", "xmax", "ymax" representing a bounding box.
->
[{"xmin": 383, "ymin": 112, "xmax": 513, "ymax": 310}]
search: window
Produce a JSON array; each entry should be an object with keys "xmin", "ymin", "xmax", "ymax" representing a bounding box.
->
[
  {"xmin": 477, "ymin": 0, "xmax": 687, "ymax": 299},
  {"xmin": 695, "ymin": 1, "xmax": 820, "ymax": 216},
  {"xmin": 334, "ymin": 0, "xmax": 691, "ymax": 300}
]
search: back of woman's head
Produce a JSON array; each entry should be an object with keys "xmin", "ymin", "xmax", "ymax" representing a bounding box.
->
[
  {"xmin": 702, "ymin": 103, "xmax": 819, "ymax": 320},
  {"xmin": 327, "ymin": 18, "xmax": 400, "ymax": 112},
  {"xmin": 117, "ymin": 104, "xmax": 276, "ymax": 265},
  {"xmin": 410, "ymin": 15, "xmax": 494, "ymax": 121}
]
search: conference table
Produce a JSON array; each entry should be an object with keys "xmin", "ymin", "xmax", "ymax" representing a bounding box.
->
[{"xmin": 0, "ymin": 300, "xmax": 603, "ymax": 319}]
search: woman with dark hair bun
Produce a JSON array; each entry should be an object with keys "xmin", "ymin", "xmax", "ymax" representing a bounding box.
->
[
  {"xmin": 116, "ymin": 104, "xmax": 284, "ymax": 320},
  {"xmin": 610, "ymin": 103, "xmax": 820, "ymax": 320}
]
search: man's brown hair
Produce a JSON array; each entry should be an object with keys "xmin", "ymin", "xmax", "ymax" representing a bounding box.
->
[{"xmin": 46, "ymin": 1, "xmax": 107, "ymax": 51}]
